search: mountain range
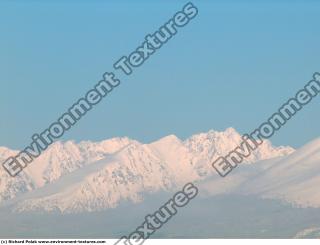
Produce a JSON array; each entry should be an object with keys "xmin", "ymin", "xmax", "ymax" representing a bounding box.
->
[{"xmin": 0, "ymin": 127, "xmax": 302, "ymax": 213}]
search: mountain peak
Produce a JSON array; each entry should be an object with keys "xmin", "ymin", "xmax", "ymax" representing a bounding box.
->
[
  {"xmin": 224, "ymin": 127, "xmax": 238, "ymax": 135},
  {"xmin": 152, "ymin": 134, "xmax": 181, "ymax": 146}
]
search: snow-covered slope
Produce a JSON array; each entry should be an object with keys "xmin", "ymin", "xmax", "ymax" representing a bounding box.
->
[
  {"xmin": 0, "ymin": 138, "xmax": 133, "ymax": 202},
  {"xmin": 0, "ymin": 128, "xmax": 296, "ymax": 213},
  {"xmin": 199, "ymin": 137, "xmax": 320, "ymax": 208},
  {"xmin": 238, "ymin": 138, "xmax": 320, "ymax": 207},
  {"xmin": 24, "ymin": 137, "xmax": 133, "ymax": 186},
  {"xmin": 0, "ymin": 147, "xmax": 35, "ymax": 203},
  {"xmin": 184, "ymin": 127, "xmax": 293, "ymax": 177}
]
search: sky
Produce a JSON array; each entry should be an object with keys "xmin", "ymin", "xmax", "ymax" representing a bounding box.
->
[{"xmin": 0, "ymin": 0, "xmax": 320, "ymax": 150}]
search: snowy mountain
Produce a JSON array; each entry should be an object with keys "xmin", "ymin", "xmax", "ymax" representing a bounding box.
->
[
  {"xmin": 0, "ymin": 128, "xmax": 296, "ymax": 213},
  {"xmin": 198, "ymin": 137, "xmax": 320, "ymax": 208},
  {"xmin": 238, "ymin": 138, "xmax": 320, "ymax": 208},
  {"xmin": 0, "ymin": 137, "xmax": 133, "ymax": 202},
  {"xmin": 184, "ymin": 127, "xmax": 293, "ymax": 177},
  {"xmin": 0, "ymin": 147, "xmax": 34, "ymax": 203}
]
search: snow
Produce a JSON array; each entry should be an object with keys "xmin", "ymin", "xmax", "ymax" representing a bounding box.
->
[
  {"xmin": 237, "ymin": 138, "xmax": 320, "ymax": 207},
  {"xmin": 0, "ymin": 128, "xmax": 300, "ymax": 213}
]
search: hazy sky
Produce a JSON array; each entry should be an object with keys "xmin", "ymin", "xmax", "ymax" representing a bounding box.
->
[{"xmin": 1, "ymin": 0, "xmax": 319, "ymax": 149}]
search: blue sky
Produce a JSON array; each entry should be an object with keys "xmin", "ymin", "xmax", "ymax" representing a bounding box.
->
[{"xmin": 1, "ymin": 0, "xmax": 320, "ymax": 149}]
